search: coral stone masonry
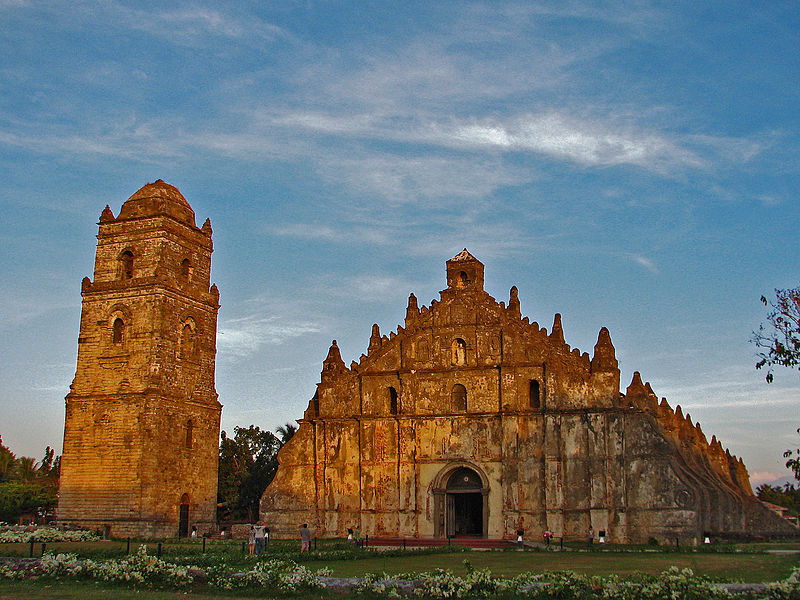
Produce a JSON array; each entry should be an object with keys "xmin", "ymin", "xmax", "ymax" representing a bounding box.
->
[
  {"xmin": 58, "ymin": 180, "xmax": 222, "ymax": 538},
  {"xmin": 260, "ymin": 249, "xmax": 795, "ymax": 543},
  {"xmin": 58, "ymin": 181, "xmax": 794, "ymax": 542}
]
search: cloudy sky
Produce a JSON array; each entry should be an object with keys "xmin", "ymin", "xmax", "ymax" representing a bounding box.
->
[{"xmin": 1, "ymin": 1, "xmax": 798, "ymax": 486}]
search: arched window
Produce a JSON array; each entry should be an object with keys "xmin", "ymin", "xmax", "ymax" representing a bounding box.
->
[
  {"xmin": 185, "ymin": 419, "xmax": 193, "ymax": 449},
  {"xmin": 451, "ymin": 384, "xmax": 467, "ymax": 412},
  {"xmin": 180, "ymin": 258, "xmax": 191, "ymax": 283},
  {"xmin": 529, "ymin": 380, "xmax": 541, "ymax": 409},
  {"xmin": 112, "ymin": 318, "xmax": 125, "ymax": 344},
  {"xmin": 457, "ymin": 270, "xmax": 469, "ymax": 288},
  {"xmin": 119, "ymin": 251, "xmax": 134, "ymax": 280},
  {"xmin": 452, "ymin": 338, "xmax": 467, "ymax": 365},
  {"xmin": 180, "ymin": 323, "xmax": 194, "ymax": 359},
  {"xmin": 389, "ymin": 387, "xmax": 399, "ymax": 415}
]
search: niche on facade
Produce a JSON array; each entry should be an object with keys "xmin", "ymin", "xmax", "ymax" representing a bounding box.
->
[
  {"xmin": 451, "ymin": 384, "xmax": 467, "ymax": 412},
  {"xmin": 529, "ymin": 380, "xmax": 541, "ymax": 409},
  {"xmin": 389, "ymin": 386, "xmax": 399, "ymax": 415},
  {"xmin": 179, "ymin": 318, "xmax": 196, "ymax": 361},
  {"xmin": 451, "ymin": 338, "xmax": 467, "ymax": 365},
  {"xmin": 185, "ymin": 419, "xmax": 194, "ymax": 449}
]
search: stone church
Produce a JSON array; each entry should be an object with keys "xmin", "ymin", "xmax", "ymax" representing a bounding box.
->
[
  {"xmin": 58, "ymin": 180, "xmax": 793, "ymax": 541},
  {"xmin": 58, "ymin": 181, "xmax": 221, "ymax": 538},
  {"xmin": 260, "ymin": 249, "xmax": 795, "ymax": 542}
]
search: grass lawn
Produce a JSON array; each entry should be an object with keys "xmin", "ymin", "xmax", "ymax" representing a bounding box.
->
[
  {"xmin": 0, "ymin": 547, "xmax": 798, "ymax": 599},
  {"xmin": 318, "ymin": 548, "xmax": 800, "ymax": 582},
  {"xmin": 0, "ymin": 579, "xmax": 332, "ymax": 600}
]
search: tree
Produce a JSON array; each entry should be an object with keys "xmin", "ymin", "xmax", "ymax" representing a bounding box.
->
[
  {"xmin": 0, "ymin": 437, "xmax": 60, "ymax": 523},
  {"xmin": 17, "ymin": 457, "xmax": 38, "ymax": 482},
  {"xmin": 276, "ymin": 422, "xmax": 297, "ymax": 444},
  {"xmin": 217, "ymin": 425, "xmax": 284, "ymax": 523},
  {"xmin": 0, "ymin": 482, "xmax": 57, "ymax": 523},
  {"xmin": 0, "ymin": 437, "xmax": 15, "ymax": 483},
  {"xmin": 756, "ymin": 482, "xmax": 800, "ymax": 517},
  {"xmin": 752, "ymin": 286, "xmax": 800, "ymax": 383},
  {"xmin": 785, "ymin": 427, "xmax": 800, "ymax": 483},
  {"xmin": 752, "ymin": 287, "xmax": 800, "ymax": 487}
]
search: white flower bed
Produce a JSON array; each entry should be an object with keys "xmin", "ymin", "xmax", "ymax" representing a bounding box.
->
[
  {"xmin": 0, "ymin": 527, "xmax": 99, "ymax": 543},
  {"xmin": 1, "ymin": 549, "xmax": 799, "ymax": 598}
]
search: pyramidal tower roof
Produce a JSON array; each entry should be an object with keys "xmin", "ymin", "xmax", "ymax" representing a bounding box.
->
[{"xmin": 449, "ymin": 248, "xmax": 480, "ymax": 263}]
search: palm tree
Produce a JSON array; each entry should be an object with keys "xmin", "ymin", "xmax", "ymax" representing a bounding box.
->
[
  {"xmin": 0, "ymin": 449, "xmax": 15, "ymax": 482},
  {"xmin": 275, "ymin": 423, "xmax": 297, "ymax": 445},
  {"xmin": 17, "ymin": 457, "xmax": 38, "ymax": 482}
]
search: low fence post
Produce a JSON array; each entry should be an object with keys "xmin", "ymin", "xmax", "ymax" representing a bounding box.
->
[
  {"xmin": 157, "ymin": 541, "xmax": 162, "ymax": 558},
  {"xmin": 202, "ymin": 536, "xmax": 206, "ymax": 553},
  {"xmin": 126, "ymin": 537, "xmax": 131, "ymax": 555},
  {"xmin": 40, "ymin": 542, "xmax": 46, "ymax": 556},
  {"xmin": 29, "ymin": 539, "xmax": 35, "ymax": 558},
  {"xmin": 403, "ymin": 538, "xmax": 407, "ymax": 550},
  {"xmin": 560, "ymin": 537, "xmax": 564, "ymax": 550},
  {"xmin": 241, "ymin": 541, "xmax": 246, "ymax": 554}
]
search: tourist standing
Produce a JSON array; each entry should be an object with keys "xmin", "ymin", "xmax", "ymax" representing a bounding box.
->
[
  {"xmin": 354, "ymin": 526, "xmax": 361, "ymax": 548},
  {"xmin": 300, "ymin": 524, "xmax": 312, "ymax": 552},
  {"xmin": 254, "ymin": 522, "xmax": 266, "ymax": 555},
  {"xmin": 248, "ymin": 525, "xmax": 256, "ymax": 555}
]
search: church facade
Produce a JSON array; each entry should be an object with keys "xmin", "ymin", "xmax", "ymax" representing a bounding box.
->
[
  {"xmin": 57, "ymin": 181, "xmax": 222, "ymax": 538},
  {"xmin": 260, "ymin": 250, "xmax": 794, "ymax": 542}
]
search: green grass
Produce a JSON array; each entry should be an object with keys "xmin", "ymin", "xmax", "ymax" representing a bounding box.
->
[
  {"xmin": 0, "ymin": 579, "xmax": 333, "ymax": 600},
  {"xmin": 0, "ymin": 547, "xmax": 798, "ymax": 599},
  {"xmin": 316, "ymin": 549, "xmax": 800, "ymax": 582}
]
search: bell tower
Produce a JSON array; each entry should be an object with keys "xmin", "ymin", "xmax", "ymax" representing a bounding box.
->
[
  {"xmin": 446, "ymin": 248, "xmax": 484, "ymax": 291},
  {"xmin": 58, "ymin": 180, "xmax": 222, "ymax": 538}
]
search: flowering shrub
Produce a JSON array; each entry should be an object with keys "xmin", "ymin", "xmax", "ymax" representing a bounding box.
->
[
  {"xmin": 89, "ymin": 545, "xmax": 194, "ymax": 586},
  {"xmin": 0, "ymin": 526, "xmax": 99, "ymax": 543},
  {"xmin": 210, "ymin": 558, "xmax": 331, "ymax": 591},
  {"xmin": 602, "ymin": 567, "xmax": 734, "ymax": 600},
  {"xmin": 767, "ymin": 566, "xmax": 800, "ymax": 600},
  {"xmin": 2, "ymin": 551, "xmax": 800, "ymax": 598}
]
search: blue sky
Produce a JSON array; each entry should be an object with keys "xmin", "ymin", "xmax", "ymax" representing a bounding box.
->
[{"xmin": 1, "ymin": 1, "xmax": 798, "ymax": 486}]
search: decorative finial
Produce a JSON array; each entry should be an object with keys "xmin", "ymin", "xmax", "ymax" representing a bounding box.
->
[
  {"xmin": 550, "ymin": 313, "xmax": 564, "ymax": 344},
  {"xmin": 99, "ymin": 205, "xmax": 115, "ymax": 223}
]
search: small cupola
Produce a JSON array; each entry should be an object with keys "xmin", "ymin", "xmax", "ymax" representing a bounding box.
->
[{"xmin": 446, "ymin": 249, "xmax": 484, "ymax": 292}]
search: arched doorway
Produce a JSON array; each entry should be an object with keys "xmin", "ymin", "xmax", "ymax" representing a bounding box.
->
[
  {"xmin": 432, "ymin": 462, "xmax": 489, "ymax": 538},
  {"xmin": 178, "ymin": 493, "xmax": 190, "ymax": 538},
  {"xmin": 446, "ymin": 467, "xmax": 483, "ymax": 537}
]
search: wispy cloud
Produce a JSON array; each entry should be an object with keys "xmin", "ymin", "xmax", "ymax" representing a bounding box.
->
[
  {"xmin": 108, "ymin": 2, "xmax": 289, "ymax": 46},
  {"xmin": 631, "ymin": 255, "xmax": 658, "ymax": 273},
  {"xmin": 218, "ymin": 315, "xmax": 320, "ymax": 358}
]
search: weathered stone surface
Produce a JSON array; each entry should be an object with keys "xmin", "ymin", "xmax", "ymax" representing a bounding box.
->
[
  {"xmin": 58, "ymin": 180, "xmax": 222, "ymax": 539},
  {"xmin": 261, "ymin": 250, "xmax": 795, "ymax": 543}
]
